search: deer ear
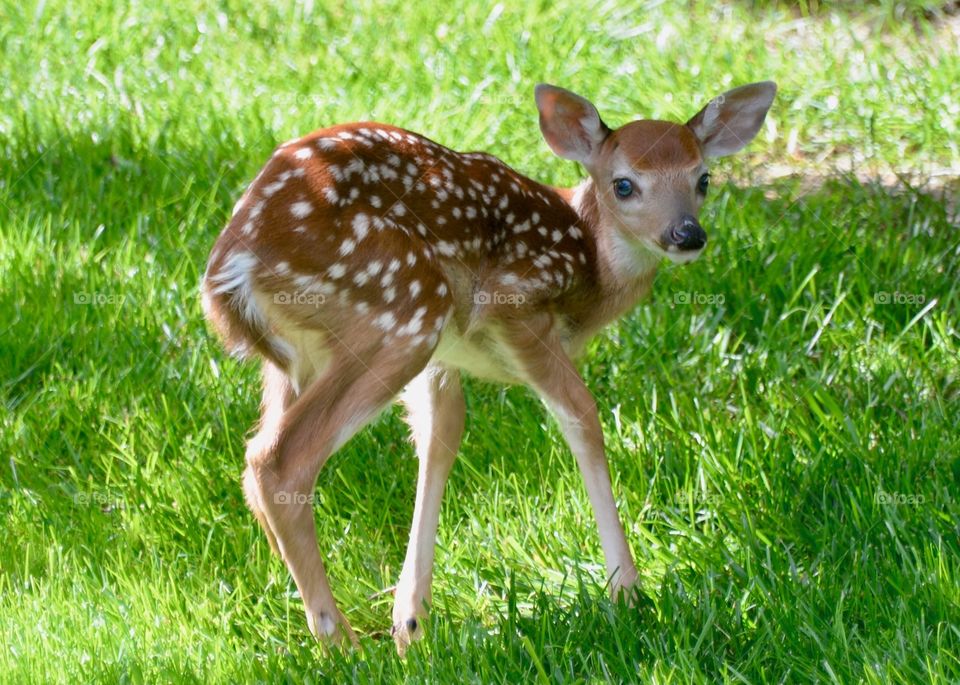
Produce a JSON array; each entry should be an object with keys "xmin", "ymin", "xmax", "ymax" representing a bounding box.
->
[
  {"xmin": 686, "ymin": 81, "xmax": 777, "ymax": 158},
  {"xmin": 535, "ymin": 84, "xmax": 610, "ymax": 165}
]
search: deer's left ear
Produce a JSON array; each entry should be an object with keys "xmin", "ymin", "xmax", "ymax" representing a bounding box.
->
[
  {"xmin": 535, "ymin": 84, "xmax": 611, "ymax": 166},
  {"xmin": 687, "ymin": 81, "xmax": 777, "ymax": 158}
]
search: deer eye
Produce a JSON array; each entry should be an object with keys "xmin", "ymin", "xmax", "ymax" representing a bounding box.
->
[
  {"xmin": 697, "ymin": 173, "xmax": 710, "ymax": 194},
  {"xmin": 613, "ymin": 178, "xmax": 633, "ymax": 198}
]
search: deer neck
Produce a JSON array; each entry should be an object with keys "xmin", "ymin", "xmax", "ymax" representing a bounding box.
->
[{"xmin": 554, "ymin": 179, "xmax": 660, "ymax": 332}]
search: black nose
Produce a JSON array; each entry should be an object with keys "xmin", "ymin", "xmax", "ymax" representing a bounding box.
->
[{"xmin": 669, "ymin": 215, "xmax": 706, "ymax": 251}]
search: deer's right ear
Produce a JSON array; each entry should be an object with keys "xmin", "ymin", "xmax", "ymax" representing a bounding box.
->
[
  {"xmin": 535, "ymin": 84, "xmax": 610, "ymax": 165},
  {"xmin": 686, "ymin": 81, "xmax": 777, "ymax": 158}
]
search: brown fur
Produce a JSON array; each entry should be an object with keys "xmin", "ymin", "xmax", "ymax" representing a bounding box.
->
[{"xmin": 603, "ymin": 120, "xmax": 703, "ymax": 172}]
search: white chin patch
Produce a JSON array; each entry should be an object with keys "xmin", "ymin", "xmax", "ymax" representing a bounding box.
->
[
  {"xmin": 643, "ymin": 241, "xmax": 704, "ymax": 264},
  {"xmin": 664, "ymin": 245, "xmax": 704, "ymax": 264}
]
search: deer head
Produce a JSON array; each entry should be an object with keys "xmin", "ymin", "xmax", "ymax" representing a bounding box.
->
[{"xmin": 535, "ymin": 81, "xmax": 777, "ymax": 266}]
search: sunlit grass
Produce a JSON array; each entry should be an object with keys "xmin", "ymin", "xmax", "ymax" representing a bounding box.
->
[{"xmin": 1, "ymin": 0, "xmax": 958, "ymax": 682}]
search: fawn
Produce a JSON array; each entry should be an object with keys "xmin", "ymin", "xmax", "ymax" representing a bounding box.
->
[{"xmin": 202, "ymin": 81, "xmax": 776, "ymax": 653}]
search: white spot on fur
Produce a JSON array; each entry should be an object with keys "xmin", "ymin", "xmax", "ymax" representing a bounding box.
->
[
  {"xmin": 374, "ymin": 312, "xmax": 396, "ymax": 331},
  {"xmin": 290, "ymin": 201, "xmax": 313, "ymax": 218},
  {"xmin": 397, "ymin": 306, "xmax": 427, "ymax": 336},
  {"xmin": 317, "ymin": 138, "xmax": 339, "ymax": 150},
  {"xmin": 353, "ymin": 213, "xmax": 370, "ymax": 240},
  {"xmin": 345, "ymin": 159, "xmax": 364, "ymax": 178},
  {"xmin": 263, "ymin": 180, "xmax": 286, "ymax": 197}
]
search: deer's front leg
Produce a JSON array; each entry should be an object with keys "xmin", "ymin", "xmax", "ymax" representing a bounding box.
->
[
  {"xmin": 392, "ymin": 366, "xmax": 465, "ymax": 655},
  {"xmin": 504, "ymin": 315, "xmax": 639, "ymax": 600}
]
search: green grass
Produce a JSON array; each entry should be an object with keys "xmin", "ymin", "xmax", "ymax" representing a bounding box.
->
[{"xmin": 1, "ymin": 0, "xmax": 959, "ymax": 682}]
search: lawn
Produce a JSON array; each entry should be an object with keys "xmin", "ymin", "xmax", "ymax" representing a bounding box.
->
[{"xmin": 1, "ymin": 0, "xmax": 959, "ymax": 682}]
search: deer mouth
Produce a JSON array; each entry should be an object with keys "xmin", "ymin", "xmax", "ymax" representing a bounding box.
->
[
  {"xmin": 636, "ymin": 235, "xmax": 706, "ymax": 265},
  {"xmin": 662, "ymin": 243, "xmax": 705, "ymax": 264}
]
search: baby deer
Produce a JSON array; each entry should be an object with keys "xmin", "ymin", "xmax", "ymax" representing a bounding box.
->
[{"xmin": 202, "ymin": 81, "xmax": 776, "ymax": 653}]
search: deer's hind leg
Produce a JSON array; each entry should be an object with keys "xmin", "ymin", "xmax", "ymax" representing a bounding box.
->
[
  {"xmin": 244, "ymin": 336, "xmax": 437, "ymax": 646},
  {"xmin": 243, "ymin": 332, "xmax": 331, "ymax": 554},
  {"xmin": 243, "ymin": 361, "xmax": 295, "ymax": 555}
]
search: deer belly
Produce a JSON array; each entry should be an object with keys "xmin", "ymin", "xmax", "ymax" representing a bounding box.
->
[{"xmin": 431, "ymin": 326, "xmax": 522, "ymax": 384}]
